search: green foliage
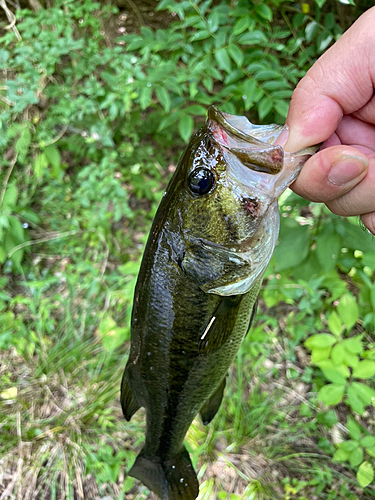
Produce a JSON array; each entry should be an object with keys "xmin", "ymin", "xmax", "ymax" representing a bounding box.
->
[{"xmin": 1, "ymin": 0, "xmax": 375, "ymax": 497}]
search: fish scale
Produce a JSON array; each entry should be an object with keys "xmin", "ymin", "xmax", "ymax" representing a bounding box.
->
[{"xmin": 121, "ymin": 106, "xmax": 318, "ymax": 500}]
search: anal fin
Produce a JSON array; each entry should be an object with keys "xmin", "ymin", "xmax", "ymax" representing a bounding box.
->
[
  {"xmin": 120, "ymin": 368, "xmax": 140, "ymax": 421},
  {"xmin": 200, "ymin": 377, "xmax": 226, "ymax": 425}
]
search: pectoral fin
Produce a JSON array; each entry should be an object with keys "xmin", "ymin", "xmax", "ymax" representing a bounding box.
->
[
  {"xmin": 200, "ymin": 378, "xmax": 226, "ymax": 425},
  {"xmin": 198, "ymin": 295, "xmax": 242, "ymax": 354},
  {"xmin": 245, "ymin": 298, "xmax": 258, "ymax": 337},
  {"xmin": 121, "ymin": 368, "xmax": 140, "ymax": 421}
]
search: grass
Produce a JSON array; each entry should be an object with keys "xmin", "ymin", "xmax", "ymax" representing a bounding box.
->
[{"xmin": 1, "ymin": 272, "xmax": 373, "ymax": 500}]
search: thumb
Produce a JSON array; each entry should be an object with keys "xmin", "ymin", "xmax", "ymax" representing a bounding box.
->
[{"xmin": 284, "ymin": 7, "xmax": 375, "ymax": 152}]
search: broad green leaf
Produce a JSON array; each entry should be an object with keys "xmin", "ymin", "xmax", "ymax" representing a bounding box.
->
[
  {"xmin": 273, "ymin": 225, "xmax": 310, "ymax": 272},
  {"xmin": 139, "ymin": 86, "xmax": 152, "ymax": 110},
  {"xmin": 328, "ymin": 311, "xmax": 343, "ymax": 336},
  {"xmin": 274, "ymin": 100, "xmax": 289, "ymax": 118},
  {"xmin": 232, "ymin": 17, "xmax": 251, "ymax": 36},
  {"xmin": 361, "ymin": 436, "xmax": 375, "ymax": 448},
  {"xmin": 34, "ymin": 152, "xmax": 48, "ymax": 179},
  {"xmin": 357, "ymin": 461, "xmax": 374, "ymax": 488},
  {"xmin": 338, "ymin": 293, "xmax": 358, "ymax": 331},
  {"xmin": 178, "ymin": 114, "xmax": 194, "ymax": 143},
  {"xmin": 340, "ymin": 222, "xmax": 374, "ymax": 254},
  {"xmin": 2, "ymin": 184, "xmax": 18, "ymax": 208},
  {"xmin": 331, "ymin": 343, "xmax": 345, "ymax": 366},
  {"xmin": 352, "ymin": 361, "xmax": 375, "ymax": 380},
  {"xmin": 343, "ymin": 336, "xmax": 363, "ymax": 354},
  {"xmin": 333, "ymin": 447, "xmax": 350, "ymax": 462},
  {"xmin": 15, "ymin": 127, "xmax": 31, "ymax": 163},
  {"xmin": 339, "ymin": 440, "xmax": 359, "ymax": 453},
  {"xmin": 155, "ymin": 86, "xmax": 171, "ymax": 113},
  {"xmin": 238, "ymin": 30, "xmax": 267, "ymax": 45},
  {"xmin": 315, "ymin": 0, "xmax": 327, "ymax": 7},
  {"xmin": 347, "ymin": 385, "xmax": 366, "ymax": 415},
  {"xmin": 44, "ymin": 145, "xmax": 61, "ymax": 169},
  {"xmin": 214, "ymin": 48, "xmax": 231, "ymax": 73},
  {"xmin": 316, "ymin": 359, "xmax": 350, "ymax": 384},
  {"xmin": 157, "ymin": 112, "xmax": 180, "ymax": 132},
  {"xmin": 350, "ymin": 447, "xmax": 363, "ymax": 467},
  {"xmin": 9, "ymin": 216, "xmax": 24, "ymax": 243},
  {"xmin": 255, "ymin": 4, "xmax": 272, "ymax": 21},
  {"xmin": 318, "ymin": 384, "xmax": 345, "ymax": 406},
  {"xmin": 311, "ymin": 346, "xmax": 331, "ymax": 363},
  {"xmin": 304, "ymin": 334, "xmax": 336, "ymax": 349},
  {"xmin": 351, "ymin": 382, "xmax": 375, "ymax": 406},
  {"xmin": 258, "ymin": 96, "xmax": 273, "ymax": 120},
  {"xmin": 316, "ymin": 233, "xmax": 342, "ymax": 272},
  {"xmin": 317, "ymin": 31, "xmax": 333, "ymax": 53},
  {"xmin": 346, "ymin": 417, "xmax": 362, "ymax": 441},
  {"xmin": 227, "ymin": 44, "xmax": 244, "ymax": 67},
  {"xmin": 305, "ymin": 21, "xmax": 319, "ymax": 43}
]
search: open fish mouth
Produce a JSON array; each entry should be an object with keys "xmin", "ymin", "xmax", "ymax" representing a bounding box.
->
[{"xmin": 206, "ymin": 105, "xmax": 319, "ymax": 198}]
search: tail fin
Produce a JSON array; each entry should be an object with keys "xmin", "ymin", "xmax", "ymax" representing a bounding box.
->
[{"xmin": 129, "ymin": 447, "xmax": 199, "ymax": 500}]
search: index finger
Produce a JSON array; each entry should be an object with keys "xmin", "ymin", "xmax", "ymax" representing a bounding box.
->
[{"xmin": 284, "ymin": 6, "xmax": 375, "ymax": 153}]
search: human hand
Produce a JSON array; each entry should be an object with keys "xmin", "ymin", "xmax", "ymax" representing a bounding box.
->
[{"xmin": 283, "ymin": 6, "xmax": 375, "ymax": 235}]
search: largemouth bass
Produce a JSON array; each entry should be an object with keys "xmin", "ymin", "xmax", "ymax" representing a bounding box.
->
[{"xmin": 121, "ymin": 106, "xmax": 317, "ymax": 500}]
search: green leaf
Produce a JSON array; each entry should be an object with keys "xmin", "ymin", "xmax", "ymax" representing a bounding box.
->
[
  {"xmin": 343, "ymin": 335, "xmax": 363, "ymax": 354},
  {"xmin": 340, "ymin": 222, "xmax": 374, "ymax": 254},
  {"xmin": 214, "ymin": 48, "xmax": 231, "ymax": 73},
  {"xmin": 34, "ymin": 153, "xmax": 48, "ymax": 179},
  {"xmin": 178, "ymin": 114, "xmax": 194, "ymax": 143},
  {"xmin": 305, "ymin": 334, "xmax": 337, "ymax": 349},
  {"xmin": 255, "ymin": 4, "xmax": 272, "ymax": 21},
  {"xmin": 139, "ymin": 86, "xmax": 152, "ymax": 110},
  {"xmin": 353, "ymin": 361, "xmax": 375, "ymax": 380},
  {"xmin": 318, "ymin": 384, "xmax": 345, "ymax": 406},
  {"xmin": 233, "ymin": 17, "xmax": 251, "ymax": 36},
  {"xmin": 274, "ymin": 100, "xmax": 289, "ymax": 118},
  {"xmin": 258, "ymin": 96, "xmax": 273, "ymax": 120},
  {"xmin": 305, "ymin": 21, "xmax": 319, "ymax": 43},
  {"xmin": 338, "ymin": 293, "xmax": 358, "ymax": 331},
  {"xmin": 328, "ymin": 311, "xmax": 343, "ymax": 337},
  {"xmin": 339, "ymin": 440, "xmax": 359, "ymax": 453},
  {"xmin": 333, "ymin": 447, "xmax": 350, "ymax": 462},
  {"xmin": 44, "ymin": 145, "xmax": 61, "ymax": 169},
  {"xmin": 1, "ymin": 184, "xmax": 18, "ymax": 209},
  {"xmin": 350, "ymin": 446, "xmax": 364, "ymax": 467},
  {"xmin": 347, "ymin": 385, "xmax": 366, "ymax": 415},
  {"xmin": 331, "ymin": 343, "xmax": 345, "ymax": 366},
  {"xmin": 311, "ymin": 347, "xmax": 331, "ymax": 363},
  {"xmin": 157, "ymin": 111, "xmax": 180, "ymax": 132},
  {"xmin": 316, "ymin": 359, "xmax": 350, "ymax": 384},
  {"xmin": 316, "ymin": 233, "xmax": 342, "ymax": 272},
  {"xmin": 273, "ymin": 225, "xmax": 310, "ymax": 272},
  {"xmin": 351, "ymin": 382, "xmax": 375, "ymax": 406},
  {"xmin": 317, "ymin": 31, "xmax": 333, "ymax": 53},
  {"xmin": 357, "ymin": 461, "xmax": 374, "ymax": 488},
  {"xmin": 155, "ymin": 86, "xmax": 171, "ymax": 113},
  {"xmin": 227, "ymin": 44, "xmax": 244, "ymax": 67},
  {"xmin": 361, "ymin": 436, "xmax": 375, "ymax": 448},
  {"xmin": 15, "ymin": 127, "xmax": 31, "ymax": 163},
  {"xmin": 346, "ymin": 417, "xmax": 362, "ymax": 441}
]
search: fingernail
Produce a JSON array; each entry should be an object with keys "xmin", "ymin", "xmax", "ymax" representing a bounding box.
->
[
  {"xmin": 329, "ymin": 155, "xmax": 368, "ymax": 186},
  {"xmin": 275, "ymin": 126, "xmax": 289, "ymax": 147}
]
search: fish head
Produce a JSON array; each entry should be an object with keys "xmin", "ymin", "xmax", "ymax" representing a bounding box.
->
[{"xmin": 166, "ymin": 106, "xmax": 318, "ymax": 295}]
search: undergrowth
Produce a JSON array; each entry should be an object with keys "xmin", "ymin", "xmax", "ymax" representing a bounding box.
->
[{"xmin": 1, "ymin": 0, "xmax": 375, "ymax": 499}]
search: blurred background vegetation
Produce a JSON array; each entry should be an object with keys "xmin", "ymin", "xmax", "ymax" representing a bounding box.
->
[{"xmin": 0, "ymin": 0, "xmax": 375, "ymax": 498}]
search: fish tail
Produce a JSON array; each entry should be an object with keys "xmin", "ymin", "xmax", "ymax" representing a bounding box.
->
[{"xmin": 129, "ymin": 447, "xmax": 199, "ymax": 500}]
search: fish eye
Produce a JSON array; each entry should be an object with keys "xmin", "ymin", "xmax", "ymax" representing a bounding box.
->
[{"xmin": 188, "ymin": 168, "xmax": 215, "ymax": 195}]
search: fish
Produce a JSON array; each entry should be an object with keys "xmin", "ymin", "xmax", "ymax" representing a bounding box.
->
[{"xmin": 121, "ymin": 105, "xmax": 317, "ymax": 500}]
